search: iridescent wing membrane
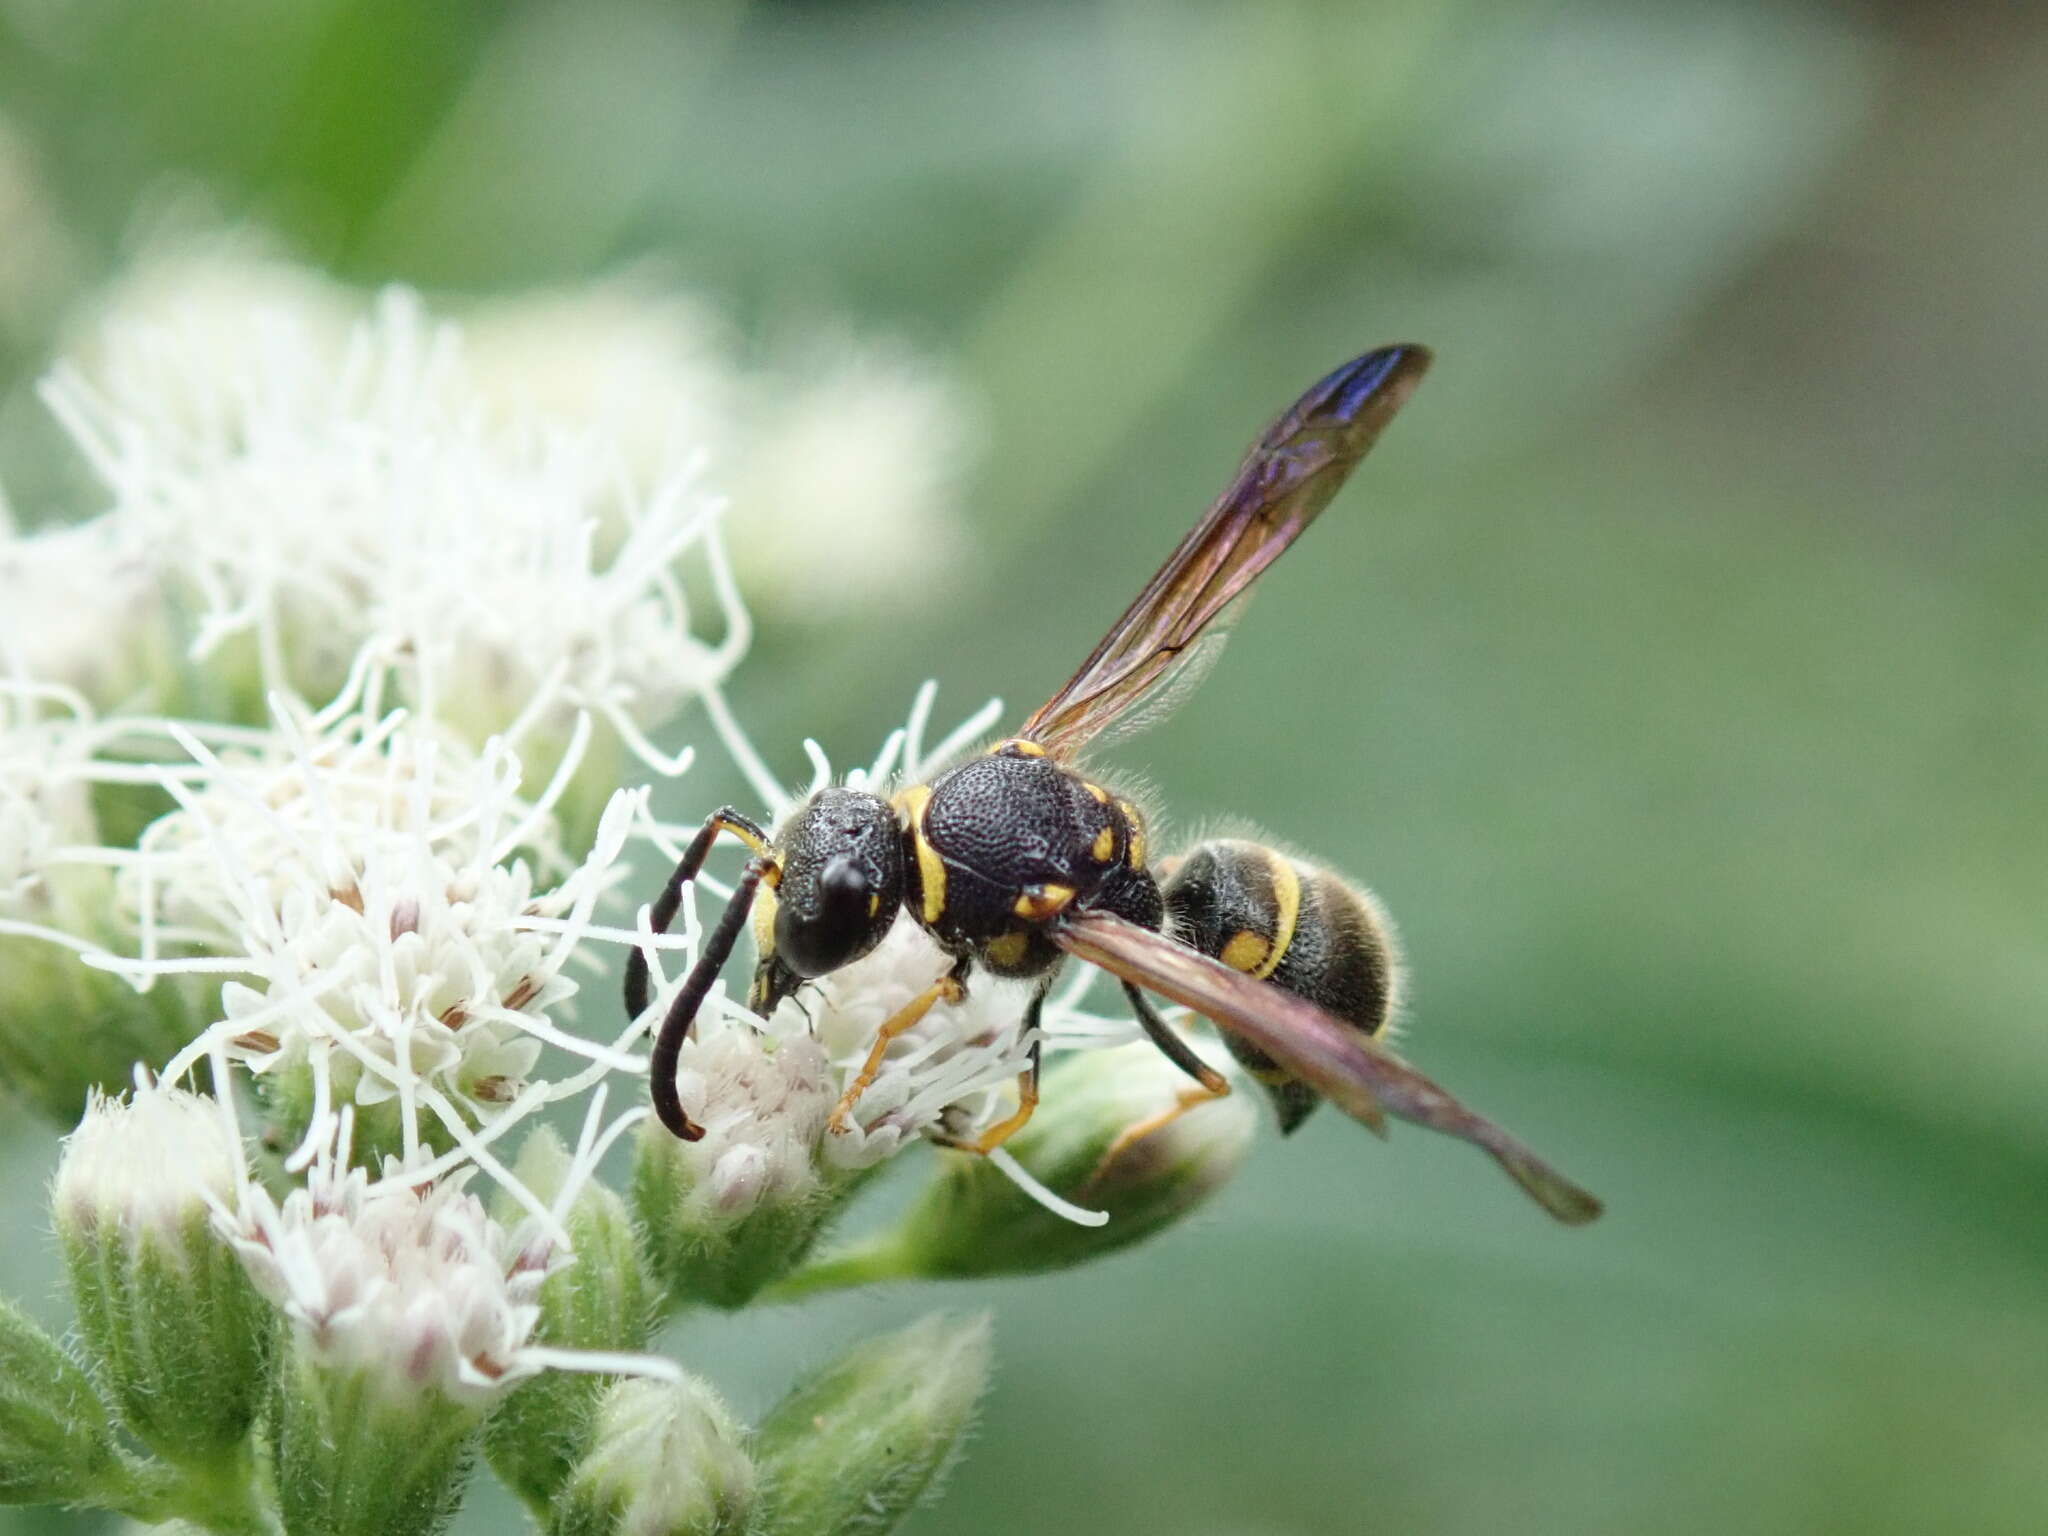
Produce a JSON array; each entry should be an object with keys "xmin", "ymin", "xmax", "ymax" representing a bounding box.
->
[
  {"xmin": 1017, "ymin": 344, "xmax": 1432, "ymax": 762},
  {"xmin": 1057, "ymin": 911, "xmax": 1604, "ymax": 1224}
]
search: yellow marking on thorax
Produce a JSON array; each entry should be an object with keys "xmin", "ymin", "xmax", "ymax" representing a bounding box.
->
[
  {"xmin": 1012, "ymin": 883, "xmax": 1076, "ymax": 921},
  {"xmin": 1081, "ymin": 781, "xmax": 1110, "ymax": 803},
  {"xmin": 1090, "ymin": 825, "xmax": 1115, "ymax": 862},
  {"xmin": 1252, "ymin": 852, "xmax": 1302, "ymax": 981},
  {"xmin": 1118, "ymin": 801, "xmax": 1146, "ymax": 866},
  {"xmin": 995, "ymin": 738, "xmax": 1047, "ymax": 757},
  {"xmin": 895, "ymin": 784, "xmax": 948, "ymax": 925},
  {"xmin": 985, "ymin": 931, "xmax": 1031, "ymax": 969}
]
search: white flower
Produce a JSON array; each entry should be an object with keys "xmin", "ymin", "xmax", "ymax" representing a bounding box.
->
[
  {"xmin": 0, "ymin": 681, "xmax": 102, "ymax": 921},
  {"xmin": 661, "ymin": 1022, "xmax": 834, "ymax": 1221},
  {"xmin": 461, "ymin": 277, "xmax": 738, "ymax": 493},
  {"xmin": 0, "ymin": 516, "xmax": 168, "ymax": 707},
  {"xmin": 728, "ymin": 335, "xmax": 972, "ymax": 621},
  {"xmin": 127, "ymin": 697, "xmax": 664, "ymax": 1199},
  {"xmin": 43, "ymin": 280, "xmax": 741, "ymax": 772},
  {"xmin": 223, "ymin": 1152, "xmax": 555, "ymax": 1405},
  {"xmin": 801, "ymin": 915, "xmax": 1044, "ymax": 1171},
  {"xmin": 214, "ymin": 1086, "xmax": 673, "ymax": 1408}
]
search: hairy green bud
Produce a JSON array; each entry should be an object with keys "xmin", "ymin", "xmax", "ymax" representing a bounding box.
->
[
  {"xmin": 806, "ymin": 1042, "xmax": 1255, "ymax": 1286},
  {"xmin": 552, "ymin": 1376, "xmax": 757, "ymax": 1536},
  {"xmin": 487, "ymin": 1126, "xmax": 662, "ymax": 1513},
  {"xmin": 54, "ymin": 1086, "xmax": 270, "ymax": 1468},
  {"xmin": 0, "ymin": 1297, "xmax": 124, "ymax": 1506},
  {"xmin": 755, "ymin": 1313, "xmax": 990, "ymax": 1536},
  {"xmin": 630, "ymin": 1031, "xmax": 862, "ymax": 1308}
]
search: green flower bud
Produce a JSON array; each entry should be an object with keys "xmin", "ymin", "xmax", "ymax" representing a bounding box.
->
[
  {"xmin": 268, "ymin": 1344, "xmax": 482, "ymax": 1536},
  {"xmin": 755, "ymin": 1313, "xmax": 990, "ymax": 1536},
  {"xmin": 0, "ymin": 1296, "xmax": 124, "ymax": 1506},
  {"xmin": 630, "ymin": 1031, "xmax": 861, "ymax": 1309},
  {"xmin": 53, "ymin": 1085, "xmax": 270, "ymax": 1466},
  {"xmin": 486, "ymin": 1127, "xmax": 662, "ymax": 1513},
  {"xmin": 552, "ymin": 1376, "xmax": 757, "ymax": 1536},
  {"xmin": 0, "ymin": 874, "xmax": 205, "ymax": 1123},
  {"xmin": 804, "ymin": 1042, "xmax": 1255, "ymax": 1286}
]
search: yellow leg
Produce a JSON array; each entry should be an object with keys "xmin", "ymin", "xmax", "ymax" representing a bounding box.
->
[
  {"xmin": 1079, "ymin": 1080, "xmax": 1231, "ymax": 1192},
  {"xmin": 947, "ymin": 1062, "xmax": 1042, "ymax": 1155},
  {"xmin": 827, "ymin": 976, "xmax": 965, "ymax": 1135}
]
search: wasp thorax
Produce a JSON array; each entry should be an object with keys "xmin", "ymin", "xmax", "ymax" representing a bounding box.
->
[{"xmin": 771, "ymin": 787, "xmax": 904, "ymax": 978}]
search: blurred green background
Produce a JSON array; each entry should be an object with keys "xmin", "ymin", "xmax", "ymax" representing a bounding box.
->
[{"xmin": 3, "ymin": 0, "xmax": 2045, "ymax": 1532}]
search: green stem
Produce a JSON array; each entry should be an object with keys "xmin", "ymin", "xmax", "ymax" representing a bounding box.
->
[{"xmin": 765, "ymin": 1235, "xmax": 922, "ymax": 1302}]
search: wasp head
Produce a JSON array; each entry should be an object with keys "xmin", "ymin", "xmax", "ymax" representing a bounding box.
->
[{"xmin": 750, "ymin": 787, "xmax": 904, "ymax": 1011}]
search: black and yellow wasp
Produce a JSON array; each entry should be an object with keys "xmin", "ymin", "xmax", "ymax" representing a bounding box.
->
[{"xmin": 626, "ymin": 344, "xmax": 1601, "ymax": 1225}]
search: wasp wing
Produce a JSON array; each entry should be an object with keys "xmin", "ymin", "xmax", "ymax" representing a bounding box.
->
[
  {"xmin": 1017, "ymin": 344, "xmax": 1431, "ymax": 761},
  {"xmin": 1054, "ymin": 909, "xmax": 1603, "ymax": 1226}
]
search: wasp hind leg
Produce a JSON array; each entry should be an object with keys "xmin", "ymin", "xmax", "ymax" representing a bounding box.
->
[
  {"xmin": 1122, "ymin": 981, "xmax": 1230, "ymax": 1095},
  {"xmin": 930, "ymin": 984, "xmax": 1055, "ymax": 1156}
]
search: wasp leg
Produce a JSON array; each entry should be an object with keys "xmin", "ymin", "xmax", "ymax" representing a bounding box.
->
[
  {"xmin": 649, "ymin": 852, "xmax": 777, "ymax": 1141},
  {"xmin": 1122, "ymin": 981, "xmax": 1230, "ymax": 1095},
  {"xmin": 827, "ymin": 959, "xmax": 971, "ymax": 1135},
  {"xmin": 1079, "ymin": 1079, "xmax": 1231, "ymax": 1192},
  {"xmin": 932, "ymin": 987, "xmax": 1050, "ymax": 1156},
  {"xmin": 938, "ymin": 1032, "xmax": 1043, "ymax": 1156},
  {"xmin": 625, "ymin": 807, "xmax": 771, "ymax": 1022}
]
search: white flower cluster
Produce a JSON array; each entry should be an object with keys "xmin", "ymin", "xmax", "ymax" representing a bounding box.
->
[
  {"xmin": 3, "ymin": 245, "xmax": 1162, "ymax": 1442},
  {"xmin": 216, "ymin": 1092, "xmax": 671, "ymax": 1407},
  {"xmin": 42, "ymin": 282, "xmax": 742, "ymax": 773},
  {"xmin": 0, "ymin": 680, "xmax": 111, "ymax": 927},
  {"xmin": 105, "ymin": 695, "xmax": 683, "ymax": 1224}
]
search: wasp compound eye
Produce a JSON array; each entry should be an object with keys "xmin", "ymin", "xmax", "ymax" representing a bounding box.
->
[{"xmin": 772, "ymin": 788, "xmax": 903, "ymax": 979}]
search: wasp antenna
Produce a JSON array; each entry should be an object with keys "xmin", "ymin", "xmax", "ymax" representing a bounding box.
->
[{"xmin": 649, "ymin": 857, "xmax": 771, "ymax": 1141}]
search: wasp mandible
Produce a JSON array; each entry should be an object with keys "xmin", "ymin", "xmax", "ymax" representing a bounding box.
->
[{"xmin": 626, "ymin": 345, "xmax": 1602, "ymax": 1225}]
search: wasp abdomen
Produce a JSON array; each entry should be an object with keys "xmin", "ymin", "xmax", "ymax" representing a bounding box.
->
[{"xmin": 1162, "ymin": 839, "xmax": 1400, "ymax": 1133}]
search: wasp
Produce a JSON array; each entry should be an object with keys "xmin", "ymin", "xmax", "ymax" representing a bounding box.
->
[{"xmin": 626, "ymin": 344, "xmax": 1602, "ymax": 1225}]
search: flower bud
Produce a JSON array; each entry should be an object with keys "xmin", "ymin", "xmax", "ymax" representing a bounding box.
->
[
  {"xmin": 0, "ymin": 1296, "xmax": 123, "ymax": 1506},
  {"xmin": 754, "ymin": 1312, "xmax": 990, "ymax": 1536},
  {"xmin": 552, "ymin": 1376, "xmax": 756, "ymax": 1536},
  {"xmin": 630, "ymin": 1027, "xmax": 856, "ymax": 1308},
  {"xmin": 873, "ymin": 1041, "xmax": 1256, "ymax": 1279},
  {"xmin": 228, "ymin": 1164, "xmax": 550, "ymax": 1536},
  {"xmin": 53, "ymin": 1086, "xmax": 270, "ymax": 1466},
  {"xmin": 0, "ymin": 871, "xmax": 204, "ymax": 1124},
  {"xmin": 486, "ymin": 1127, "xmax": 661, "ymax": 1513},
  {"xmin": 268, "ymin": 1340, "xmax": 483, "ymax": 1536}
]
